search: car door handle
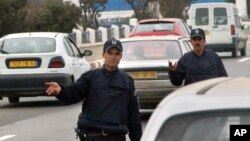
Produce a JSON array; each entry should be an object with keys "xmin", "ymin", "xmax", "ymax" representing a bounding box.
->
[{"xmin": 213, "ymin": 25, "xmax": 218, "ymax": 28}]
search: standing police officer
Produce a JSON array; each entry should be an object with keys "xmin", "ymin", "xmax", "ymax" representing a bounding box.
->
[
  {"xmin": 45, "ymin": 38, "xmax": 142, "ymax": 141},
  {"xmin": 168, "ymin": 28, "xmax": 228, "ymax": 86}
]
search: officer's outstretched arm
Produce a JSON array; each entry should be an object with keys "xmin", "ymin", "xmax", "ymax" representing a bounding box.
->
[{"xmin": 45, "ymin": 82, "xmax": 62, "ymax": 95}]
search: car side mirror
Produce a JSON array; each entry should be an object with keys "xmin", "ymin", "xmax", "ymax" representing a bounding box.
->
[
  {"xmin": 81, "ymin": 50, "xmax": 92, "ymax": 57},
  {"xmin": 242, "ymin": 24, "xmax": 249, "ymax": 30}
]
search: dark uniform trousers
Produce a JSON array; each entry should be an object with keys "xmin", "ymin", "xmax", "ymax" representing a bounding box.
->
[{"xmin": 84, "ymin": 134, "xmax": 126, "ymax": 141}]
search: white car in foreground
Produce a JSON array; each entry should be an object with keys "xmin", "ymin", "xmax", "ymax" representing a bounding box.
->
[
  {"xmin": 0, "ymin": 32, "xmax": 92, "ymax": 103},
  {"xmin": 142, "ymin": 77, "xmax": 250, "ymax": 141}
]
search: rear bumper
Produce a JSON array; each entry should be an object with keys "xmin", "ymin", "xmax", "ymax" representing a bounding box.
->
[
  {"xmin": 0, "ymin": 73, "xmax": 73, "ymax": 97},
  {"xmin": 205, "ymin": 43, "xmax": 235, "ymax": 52},
  {"xmin": 206, "ymin": 37, "xmax": 247, "ymax": 52},
  {"xmin": 137, "ymin": 87, "xmax": 177, "ymax": 105},
  {"xmin": 135, "ymin": 79, "xmax": 179, "ymax": 109}
]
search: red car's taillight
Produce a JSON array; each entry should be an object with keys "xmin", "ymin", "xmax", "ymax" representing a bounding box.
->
[{"xmin": 48, "ymin": 56, "xmax": 65, "ymax": 68}]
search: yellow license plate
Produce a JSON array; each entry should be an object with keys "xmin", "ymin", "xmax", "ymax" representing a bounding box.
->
[
  {"xmin": 128, "ymin": 71, "xmax": 157, "ymax": 78},
  {"xmin": 9, "ymin": 60, "xmax": 37, "ymax": 68}
]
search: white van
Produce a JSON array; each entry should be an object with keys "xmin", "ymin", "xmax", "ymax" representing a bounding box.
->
[{"xmin": 186, "ymin": 2, "xmax": 248, "ymax": 58}]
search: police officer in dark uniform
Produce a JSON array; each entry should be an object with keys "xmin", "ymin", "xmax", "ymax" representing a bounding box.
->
[
  {"xmin": 45, "ymin": 38, "xmax": 142, "ymax": 141},
  {"xmin": 168, "ymin": 28, "xmax": 228, "ymax": 86}
]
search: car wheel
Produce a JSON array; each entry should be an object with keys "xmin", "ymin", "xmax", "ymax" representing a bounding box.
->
[{"xmin": 8, "ymin": 97, "xmax": 20, "ymax": 103}]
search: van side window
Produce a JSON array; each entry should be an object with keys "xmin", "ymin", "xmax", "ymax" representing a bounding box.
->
[
  {"xmin": 195, "ymin": 8, "xmax": 209, "ymax": 26},
  {"xmin": 234, "ymin": 15, "xmax": 241, "ymax": 28},
  {"xmin": 214, "ymin": 8, "xmax": 227, "ymax": 25}
]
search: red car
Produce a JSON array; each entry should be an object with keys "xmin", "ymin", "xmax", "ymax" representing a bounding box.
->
[{"xmin": 129, "ymin": 18, "xmax": 191, "ymax": 37}]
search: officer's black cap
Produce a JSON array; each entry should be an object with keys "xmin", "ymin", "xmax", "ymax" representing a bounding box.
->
[
  {"xmin": 103, "ymin": 38, "xmax": 123, "ymax": 52},
  {"xmin": 191, "ymin": 28, "xmax": 205, "ymax": 39}
]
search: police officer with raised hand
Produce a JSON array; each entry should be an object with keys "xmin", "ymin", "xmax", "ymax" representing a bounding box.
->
[
  {"xmin": 168, "ymin": 28, "xmax": 228, "ymax": 86},
  {"xmin": 45, "ymin": 38, "xmax": 142, "ymax": 141}
]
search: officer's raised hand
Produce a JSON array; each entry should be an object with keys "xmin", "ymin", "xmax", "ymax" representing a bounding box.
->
[
  {"xmin": 168, "ymin": 61, "xmax": 177, "ymax": 71},
  {"xmin": 45, "ymin": 82, "xmax": 61, "ymax": 95}
]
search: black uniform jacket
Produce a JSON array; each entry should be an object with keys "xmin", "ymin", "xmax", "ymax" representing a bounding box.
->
[
  {"xmin": 56, "ymin": 67, "xmax": 142, "ymax": 141},
  {"xmin": 169, "ymin": 49, "xmax": 228, "ymax": 86}
]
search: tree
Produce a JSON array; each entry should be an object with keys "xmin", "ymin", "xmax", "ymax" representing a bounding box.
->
[
  {"xmin": 125, "ymin": 0, "xmax": 158, "ymax": 20},
  {"xmin": 23, "ymin": 0, "xmax": 82, "ymax": 32},
  {"xmin": 0, "ymin": 0, "xmax": 28, "ymax": 37},
  {"xmin": 159, "ymin": 0, "xmax": 189, "ymax": 19},
  {"xmin": 0, "ymin": 0, "xmax": 82, "ymax": 36},
  {"xmin": 79, "ymin": 0, "xmax": 108, "ymax": 30}
]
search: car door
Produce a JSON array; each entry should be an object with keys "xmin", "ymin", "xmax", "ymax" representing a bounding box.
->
[
  {"xmin": 63, "ymin": 37, "xmax": 84, "ymax": 81},
  {"xmin": 210, "ymin": 5, "xmax": 231, "ymax": 44}
]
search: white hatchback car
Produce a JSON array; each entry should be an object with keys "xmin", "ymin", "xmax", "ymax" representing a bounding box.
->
[
  {"xmin": 142, "ymin": 77, "xmax": 250, "ymax": 141},
  {"xmin": 0, "ymin": 32, "xmax": 92, "ymax": 103}
]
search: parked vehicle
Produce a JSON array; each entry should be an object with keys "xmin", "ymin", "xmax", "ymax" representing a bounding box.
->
[
  {"xmin": 129, "ymin": 18, "xmax": 191, "ymax": 37},
  {"xmin": 119, "ymin": 35, "xmax": 192, "ymax": 109},
  {"xmin": 186, "ymin": 2, "xmax": 248, "ymax": 58},
  {"xmin": 0, "ymin": 32, "xmax": 92, "ymax": 103},
  {"xmin": 142, "ymin": 76, "xmax": 250, "ymax": 141}
]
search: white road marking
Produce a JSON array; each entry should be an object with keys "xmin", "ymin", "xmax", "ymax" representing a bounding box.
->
[
  {"xmin": 238, "ymin": 57, "xmax": 250, "ymax": 62},
  {"xmin": 0, "ymin": 135, "xmax": 16, "ymax": 141}
]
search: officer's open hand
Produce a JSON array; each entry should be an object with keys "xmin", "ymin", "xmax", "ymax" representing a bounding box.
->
[
  {"xmin": 168, "ymin": 61, "xmax": 177, "ymax": 71},
  {"xmin": 45, "ymin": 82, "xmax": 61, "ymax": 95}
]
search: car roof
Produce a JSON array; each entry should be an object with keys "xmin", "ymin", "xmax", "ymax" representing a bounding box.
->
[
  {"xmin": 143, "ymin": 77, "xmax": 250, "ymax": 141},
  {"xmin": 159, "ymin": 77, "xmax": 250, "ymax": 112},
  {"xmin": 138, "ymin": 18, "xmax": 182, "ymax": 23},
  {"xmin": 1, "ymin": 32, "xmax": 65, "ymax": 39},
  {"xmin": 120, "ymin": 35, "xmax": 189, "ymax": 42}
]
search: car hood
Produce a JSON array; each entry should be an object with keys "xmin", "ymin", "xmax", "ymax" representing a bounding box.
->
[{"xmin": 119, "ymin": 59, "xmax": 178, "ymax": 69}]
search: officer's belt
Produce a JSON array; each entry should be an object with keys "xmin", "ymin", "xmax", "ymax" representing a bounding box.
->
[{"xmin": 84, "ymin": 130, "xmax": 114, "ymax": 137}]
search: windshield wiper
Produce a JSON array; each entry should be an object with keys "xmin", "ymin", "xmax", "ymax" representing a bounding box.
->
[{"xmin": 0, "ymin": 49, "xmax": 9, "ymax": 54}]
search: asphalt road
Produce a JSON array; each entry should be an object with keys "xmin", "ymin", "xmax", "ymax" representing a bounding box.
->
[{"xmin": 0, "ymin": 42, "xmax": 250, "ymax": 141}]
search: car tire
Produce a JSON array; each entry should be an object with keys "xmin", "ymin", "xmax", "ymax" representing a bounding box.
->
[{"xmin": 8, "ymin": 97, "xmax": 20, "ymax": 103}]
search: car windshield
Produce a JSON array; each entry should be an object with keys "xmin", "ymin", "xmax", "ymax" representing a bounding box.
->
[
  {"xmin": 121, "ymin": 40, "xmax": 182, "ymax": 61},
  {"xmin": 0, "ymin": 37, "xmax": 56, "ymax": 54},
  {"xmin": 136, "ymin": 22, "xmax": 174, "ymax": 32},
  {"xmin": 156, "ymin": 110, "xmax": 250, "ymax": 141}
]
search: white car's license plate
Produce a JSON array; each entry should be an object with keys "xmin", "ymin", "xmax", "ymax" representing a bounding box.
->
[
  {"xmin": 9, "ymin": 60, "xmax": 37, "ymax": 68},
  {"xmin": 128, "ymin": 71, "xmax": 157, "ymax": 78}
]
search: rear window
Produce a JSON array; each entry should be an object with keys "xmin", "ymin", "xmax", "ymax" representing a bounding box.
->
[
  {"xmin": 136, "ymin": 22, "xmax": 174, "ymax": 32},
  {"xmin": 195, "ymin": 8, "xmax": 209, "ymax": 25},
  {"xmin": 1, "ymin": 37, "xmax": 56, "ymax": 54},
  {"xmin": 214, "ymin": 8, "xmax": 227, "ymax": 25},
  {"xmin": 156, "ymin": 110, "xmax": 250, "ymax": 141},
  {"xmin": 121, "ymin": 40, "xmax": 182, "ymax": 61}
]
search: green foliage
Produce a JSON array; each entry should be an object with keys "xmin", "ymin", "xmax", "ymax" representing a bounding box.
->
[
  {"xmin": 0, "ymin": 0, "xmax": 28, "ymax": 37},
  {"xmin": 79, "ymin": 0, "xmax": 108, "ymax": 30},
  {"xmin": 0, "ymin": 0, "xmax": 82, "ymax": 37},
  {"xmin": 159, "ymin": 0, "xmax": 189, "ymax": 19},
  {"xmin": 42, "ymin": 2, "xmax": 82, "ymax": 32},
  {"xmin": 125, "ymin": 0, "xmax": 158, "ymax": 20}
]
